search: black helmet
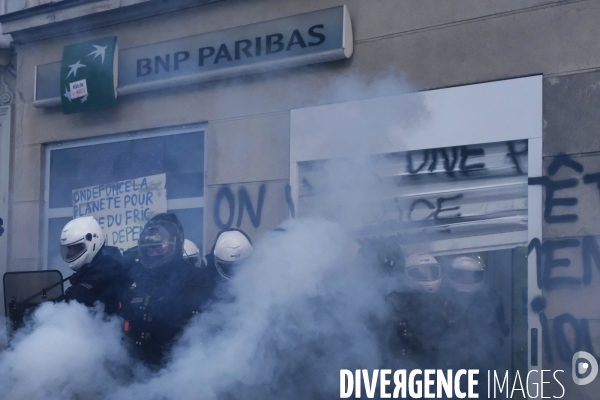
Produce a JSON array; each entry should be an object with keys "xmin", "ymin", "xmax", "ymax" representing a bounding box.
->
[{"xmin": 138, "ymin": 213, "xmax": 184, "ymax": 269}]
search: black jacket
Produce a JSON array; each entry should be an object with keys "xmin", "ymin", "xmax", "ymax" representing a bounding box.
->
[
  {"xmin": 386, "ymin": 287, "xmax": 509, "ymax": 370},
  {"xmin": 56, "ymin": 245, "xmax": 127, "ymax": 315},
  {"xmin": 119, "ymin": 254, "xmax": 211, "ymax": 366}
]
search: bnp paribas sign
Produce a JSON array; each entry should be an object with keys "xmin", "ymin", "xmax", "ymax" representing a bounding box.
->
[
  {"xmin": 35, "ymin": 6, "xmax": 353, "ymax": 109},
  {"xmin": 60, "ymin": 36, "xmax": 118, "ymax": 114}
]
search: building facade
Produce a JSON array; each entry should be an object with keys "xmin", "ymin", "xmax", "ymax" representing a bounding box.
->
[{"xmin": 1, "ymin": 0, "xmax": 600, "ymax": 397}]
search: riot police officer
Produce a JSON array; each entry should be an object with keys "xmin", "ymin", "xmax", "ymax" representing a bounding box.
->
[
  {"xmin": 387, "ymin": 253, "xmax": 449, "ymax": 369},
  {"xmin": 119, "ymin": 213, "xmax": 208, "ymax": 366},
  {"xmin": 202, "ymin": 229, "xmax": 254, "ymax": 299},
  {"xmin": 443, "ymin": 254, "xmax": 509, "ymax": 369},
  {"xmin": 212, "ymin": 229, "xmax": 253, "ymax": 280},
  {"xmin": 183, "ymin": 239, "xmax": 201, "ymax": 268},
  {"xmin": 56, "ymin": 215, "xmax": 125, "ymax": 315}
]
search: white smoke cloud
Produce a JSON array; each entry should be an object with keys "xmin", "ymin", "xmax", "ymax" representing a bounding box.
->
[
  {"xmin": 0, "ymin": 73, "xmax": 441, "ymax": 399},
  {"xmin": 0, "ymin": 302, "xmax": 135, "ymax": 400},
  {"xmin": 113, "ymin": 218, "xmax": 395, "ymax": 399},
  {"xmin": 0, "ymin": 217, "xmax": 404, "ymax": 400}
]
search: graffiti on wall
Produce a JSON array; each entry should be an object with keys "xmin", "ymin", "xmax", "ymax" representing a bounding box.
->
[
  {"xmin": 534, "ymin": 298, "xmax": 600, "ymax": 365},
  {"xmin": 297, "ymin": 140, "xmax": 529, "ymax": 236},
  {"xmin": 405, "ymin": 141, "xmax": 527, "ymax": 177},
  {"xmin": 528, "ymin": 153, "xmax": 600, "ymax": 364},
  {"xmin": 208, "ymin": 148, "xmax": 600, "ymax": 367},
  {"xmin": 213, "ymin": 184, "xmax": 268, "ymax": 230},
  {"xmin": 212, "ymin": 183, "xmax": 296, "ymax": 231},
  {"xmin": 400, "ymin": 141, "xmax": 527, "ymax": 223}
]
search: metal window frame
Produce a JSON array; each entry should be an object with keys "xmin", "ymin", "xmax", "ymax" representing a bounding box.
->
[
  {"xmin": 43, "ymin": 122, "xmax": 207, "ymax": 270},
  {"xmin": 289, "ymin": 75, "xmax": 543, "ymax": 379},
  {"xmin": 527, "ymin": 136, "xmax": 543, "ymax": 383},
  {"xmin": 0, "ymin": 105, "xmax": 12, "ymax": 316}
]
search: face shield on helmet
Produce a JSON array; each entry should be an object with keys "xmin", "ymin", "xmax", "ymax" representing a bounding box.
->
[
  {"xmin": 60, "ymin": 216, "xmax": 105, "ymax": 271},
  {"xmin": 213, "ymin": 230, "xmax": 253, "ymax": 279},
  {"xmin": 405, "ymin": 253, "xmax": 442, "ymax": 293},
  {"xmin": 61, "ymin": 242, "xmax": 86, "ymax": 262},
  {"xmin": 138, "ymin": 218, "xmax": 183, "ymax": 269},
  {"xmin": 183, "ymin": 239, "xmax": 201, "ymax": 268},
  {"xmin": 448, "ymin": 254, "xmax": 486, "ymax": 293}
]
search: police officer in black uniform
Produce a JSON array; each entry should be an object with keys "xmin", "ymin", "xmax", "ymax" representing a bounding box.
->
[
  {"xmin": 386, "ymin": 253, "xmax": 448, "ymax": 368},
  {"xmin": 56, "ymin": 215, "xmax": 126, "ymax": 315},
  {"xmin": 120, "ymin": 213, "xmax": 209, "ymax": 366},
  {"xmin": 441, "ymin": 254, "xmax": 510, "ymax": 370}
]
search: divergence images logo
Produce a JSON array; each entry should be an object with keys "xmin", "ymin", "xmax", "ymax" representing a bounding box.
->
[{"xmin": 572, "ymin": 351, "xmax": 598, "ymax": 385}]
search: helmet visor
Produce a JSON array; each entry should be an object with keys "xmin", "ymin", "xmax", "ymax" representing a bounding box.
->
[
  {"xmin": 215, "ymin": 259, "xmax": 240, "ymax": 279},
  {"xmin": 185, "ymin": 256, "xmax": 200, "ymax": 268},
  {"xmin": 407, "ymin": 264, "xmax": 441, "ymax": 281},
  {"xmin": 60, "ymin": 242, "xmax": 87, "ymax": 263},
  {"xmin": 449, "ymin": 269, "xmax": 485, "ymax": 285},
  {"xmin": 147, "ymin": 242, "xmax": 171, "ymax": 257},
  {"xmin": 138, "ymin": 224, "xmax": 178, "ymax": 268}
]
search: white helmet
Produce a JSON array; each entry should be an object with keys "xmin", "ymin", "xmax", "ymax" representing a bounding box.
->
[
  {"xmin": 183, "ymin": 239, "xmax": 201, "ymax": 268},
  {"xmin": 60, "ymin": 216, "xmax": 105, "ymax": 271},
  {"xmin": 213, "ymin": 230, "xmax": 253, "ymax": 279},
  {"xmin": 448, "ymin": 254, "xmax": 486, "ymax": 293},
  {"xmin": 405, "ymin": 253, "xmax": 442, "ymax": 293}
]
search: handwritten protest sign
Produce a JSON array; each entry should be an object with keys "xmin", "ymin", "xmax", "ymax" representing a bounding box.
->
[{"xmin": 72, "ymin": 174, "xmax": 167, "ymax": 251}]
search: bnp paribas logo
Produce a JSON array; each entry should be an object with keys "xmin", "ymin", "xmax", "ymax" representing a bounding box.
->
[{"xmin": 60, "ymin": 36, "xmax": 118, "ymax": 114}]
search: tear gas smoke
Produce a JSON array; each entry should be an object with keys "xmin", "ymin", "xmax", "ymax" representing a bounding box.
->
[
  {"xmin": 0, "ymin": 219, "xmax": 403, "ymax": 400},
  {"xmin": 0, "ymin": 302, "xmax": 136, "ymax": 400},
  {"xmin": 0, "ymin": 72, "xmax": 505, "ymax": 399},
  {"xmin": 0, "ymin": 73, "xmax": 428, "ymax": 400},
  {"xmin": 115, "ymin": 218, "xmax": 398, "ymax": 400}
]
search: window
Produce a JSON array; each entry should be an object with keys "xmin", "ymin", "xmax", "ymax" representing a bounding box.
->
[
  {"xmin": 44, "ymin": 124, "xmax": 205, "ymax": 278},
  {"xmin": 290, "ymin": 76, "xmax": 543, "ymax": 384},
  {"xmin": 296, "ymin": 140, "xmax": 529, "ymax": 254},
  {"xmin": 294, "ymin": 140, "xmax": 532, "ymax": 379}
]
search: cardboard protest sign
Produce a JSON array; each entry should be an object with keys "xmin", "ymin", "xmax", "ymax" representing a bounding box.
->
[{"xmin": 72, "ymin": 174, "xmax": 167, "ymax": 251}]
